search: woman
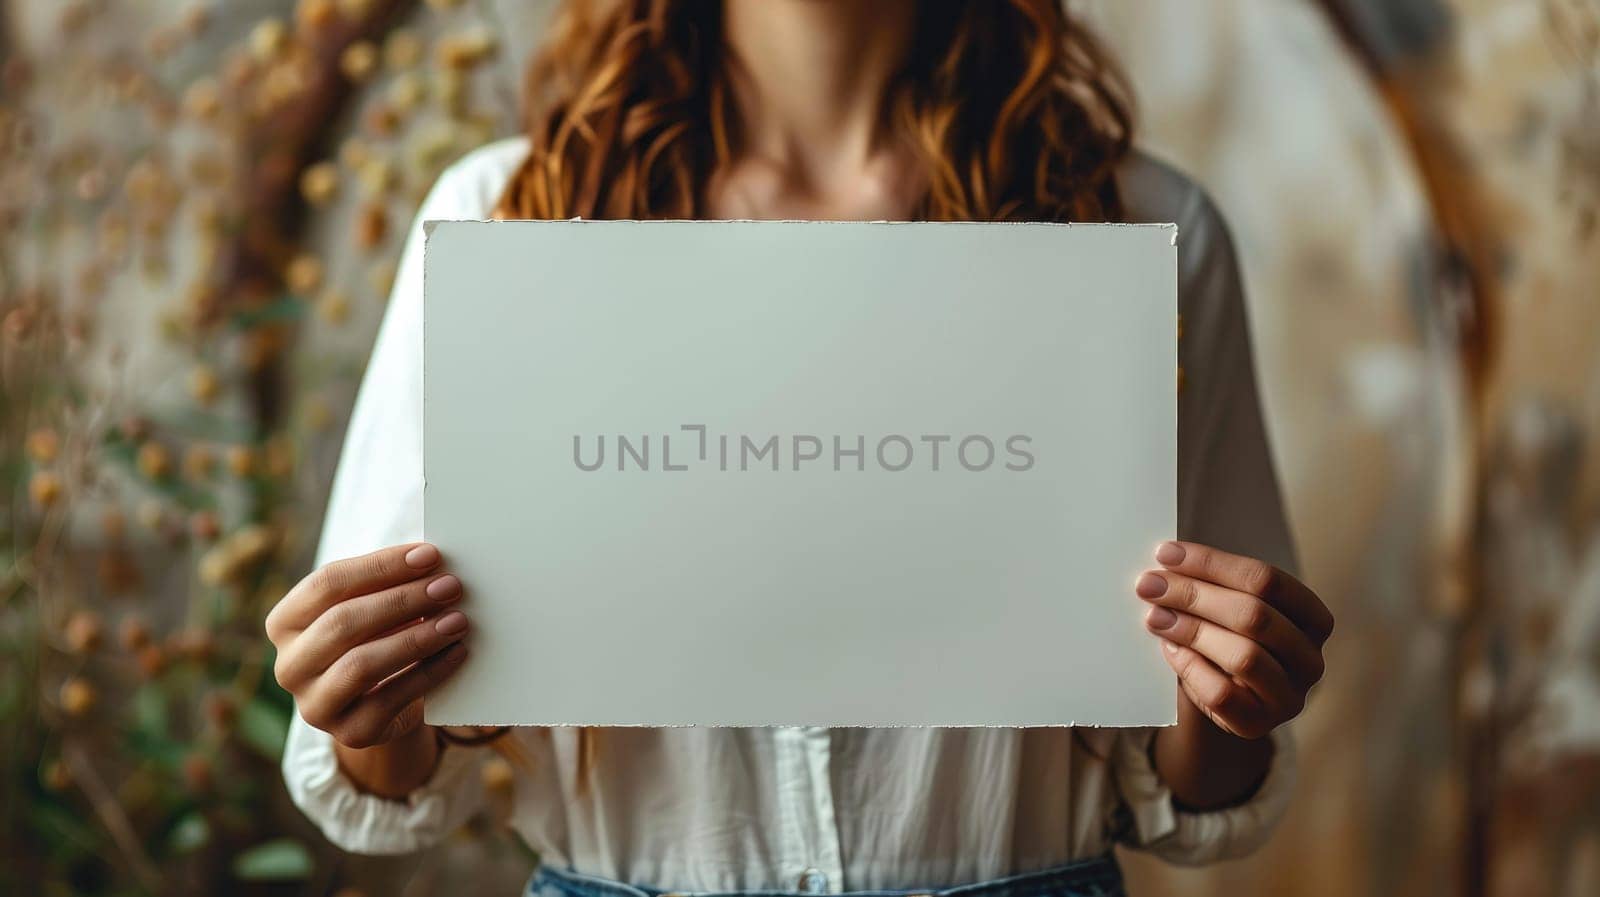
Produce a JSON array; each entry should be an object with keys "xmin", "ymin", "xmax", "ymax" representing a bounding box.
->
[{"xmin": 271, "ymin": 2, "xmax": 1333, "ymax": 895}]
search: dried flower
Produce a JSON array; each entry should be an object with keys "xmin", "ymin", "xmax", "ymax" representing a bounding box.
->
[
  {"xmin": 337, "ymin": 0, "xmax": 377, "ymax": 18},
  {"xmin": 181, "ymin": 752, "xmax": 214, "ymax": 793},
  {"xmin": 340, "ymin": 41, "xmax": 379, "ymax": 82},
  {"xmin": 249, "ymin": 18, "xmax": 289, "ymax": 61},
  {"xmin": 42, "ymin": 760, "xmax": 71, "ymax": 792},
  {"xmin": 169, "ymin": 627, "xmax": 217, "ymax": 663},
  {"xmin": 29, "ymin": 471, "xmax": 63, "ymax": 508},
  {"xmin": 388, "ymin": 72, "xmax": 426, "ymax": 112},
  {"xmin": 355, "ymin": 203, "xmax": 387, "ymax": 250},
  {"xmin": 319, "ymin": 289, "xmax": 352, "ymax": 324},
  {"xmin": 296, "ymin": 0, "xmax": 337, "ymax": 33},
  {"xmin": 223, "ymin": 51, "xmax": 257, "ymax": 89},
  {"xmin": 120, "ymin": 415, "xmax": 152, "ymax": 442},
  {"xmin": 357, "ymin": 158, "xmax": 396, "ymax": 197},
  {"xmin": 190, "ymin": 510, "xmax": 221, "ymax": 542},
  {"xmin": 137, "ymin": 442, "xmax": 173, "ymax": 480},
  {"xmin": 436, "ymin": 27, "xmax": 497, "ymax": 70},
  {"xmin": 119, "ymin": 615, "xmax": 152, "ymax": 652},
  {"xmin": 75, "ymin": 168, "xmax": 109, "ymax": 202},
  {"xmin": 59, "ymin": 678, "xmax": 97, "ymax": 717},
  {"xmin": 384, "ymin": 29, "xmax": 423, "ymax": 70},
  {"xmin": 184, "ymin": 444, "xmax": 217, "ymax": 480},
  {"xmin": 410, "ymin": 123, "xmax": 459, "ymax": 172},
  {"xmin": 136, "ymin": 644, "xmax": 168, "ymax": 678},
  {"xmin": 260, "ymin": 59, "xmax": 314, "ymax": 110},
  {"xmin": 286, "ymin": 254, "xmax": 324, "ymax": 294},
  {"xmin": 364, "ymin": 102, "xmax": 402, "ymax": 138},
  {"xmin": 226, "ymin": 445, "xmax": 257, "ymax": 478},
  {"xmin": 340, "ymin": 136, "xmax": 372, "ymax": 169},
  {"xmin": 25, "ymin": 428, "xmax": 60, "ymax": 463},
  {"xmin": 202, "ymin": 690, "xmax": 237, "ymax": 730},
  {"xmin": 136, "ymin": 498, "xmax": 167, "ymax": 531},
  {"xmin": 182, "ymin": 5, "xmax": 212, "ymax": 36},
  {"xmin": 198, "ymin": 524, "xmax": 279, "ymax": 587},
  {"xmin": 183, "ymin": 78, "xmax": 223, "ymax": 123},
  {"xmin": 190, "ymin": 365, "xmax": 220, "ymax": 405},
  {"xmin": 99, "ymin": 549, "xmax": 142, "ymax": 593},
  {"xmin": 65, "ymin": 611, "xmax": 104, "ymax": 654},
  {"xmin": 300, "ymin": 161, "xmax": 339, "ymax": 206}
]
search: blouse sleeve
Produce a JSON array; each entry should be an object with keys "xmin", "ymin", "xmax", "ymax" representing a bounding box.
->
[
  {"xmin": 1111, "ymin": 157, "xmax": 1300, "ymax": 864},
  {"xmin": 280, "ymin": 138, "xmax": 529, "ymax": 854}
]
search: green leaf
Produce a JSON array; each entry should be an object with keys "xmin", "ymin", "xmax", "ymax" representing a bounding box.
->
[
  {"xmin": 237, "ymin": 696, "xmax": 289, "ymax": 762},
  {"xmin": 231, "ymin": 838, "xmax": 312, "ymax": 881}
]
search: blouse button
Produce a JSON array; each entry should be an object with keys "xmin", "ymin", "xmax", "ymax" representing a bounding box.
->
[{"xmin": 797, "ymin": 869, "xmax": 828, "ymax": 894}]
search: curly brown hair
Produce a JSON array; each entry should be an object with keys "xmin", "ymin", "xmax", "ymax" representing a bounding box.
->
[
  {"xmin": 483, "ymin": 0, "xmax": 1136, "ymax": 785},
  {"xmin": 495, "ymin": 0, "xmax": 1135, "ymax": 222}
]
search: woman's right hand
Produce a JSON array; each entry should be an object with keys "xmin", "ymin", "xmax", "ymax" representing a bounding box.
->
[{"xmin": 266, "ymin": 543, "xmax": 469, "ymax": 753}]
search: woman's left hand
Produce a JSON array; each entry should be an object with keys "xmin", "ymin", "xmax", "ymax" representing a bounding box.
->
[{"xmin": 1136, "ymin": 541, "xmax": 1333, "ymax": 740}]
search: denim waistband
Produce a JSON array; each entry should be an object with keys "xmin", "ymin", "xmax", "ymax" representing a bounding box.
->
[{"xmin": 528, "ymin": 857, "xmax": 1124, "ymax": 897}]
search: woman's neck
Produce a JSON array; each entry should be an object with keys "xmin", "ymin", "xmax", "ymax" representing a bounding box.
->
[{"xmin": 720, "ymin": 0, "xmax": 916, "ymax": 213}]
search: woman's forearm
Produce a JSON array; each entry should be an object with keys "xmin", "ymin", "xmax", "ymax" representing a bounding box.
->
[
  {"xmin": 333, "ymin": 724, "xmax": 444, "ymax": 800},
  {"xmin": 1153, "ymin": 695, "xmax": 1274, "ymax": 811}
]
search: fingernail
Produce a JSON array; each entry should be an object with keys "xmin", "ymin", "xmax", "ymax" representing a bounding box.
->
[
  {"xmin": 435, "ymin": 611, "xmax": 468, "ymax": 637},
  {"xmin": 1147, "ymin": 606, "xmax": 1178, "ymax": 630},
  {"xmin": 1156, "ymin": 542, "xmax": 1185, "ymax": 566},
  {"xmin": 405, "ymin": 544, "xmax": 440, "ymax": 569},
  {"xmin": 426, "ymin": 574, "xmax": 462, "ymax": 602},
  {"xmin": 1136, "ymin": 572, "xmax": 1168, "ymax": 599},
  {"xmin": 1162, "ymin": 640, "xmax": 1178, "ymax": 654}
]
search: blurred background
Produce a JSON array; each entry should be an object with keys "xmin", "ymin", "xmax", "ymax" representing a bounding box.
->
[{"xmin": 2, "ymin": 0, "xmax": 1597, "ymax": 895}]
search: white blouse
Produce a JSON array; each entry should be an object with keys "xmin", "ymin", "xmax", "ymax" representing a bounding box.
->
[{"xmin": 283, "ymin": 137, "xmax": 1301, "ymax": 890}]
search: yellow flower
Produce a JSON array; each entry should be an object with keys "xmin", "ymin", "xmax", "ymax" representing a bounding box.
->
[
  {"xmin": 59, "ymin": 678, "xmax": 97, "ymax": 717},
  {"xmin": 249, "ymin": 18, "xmax": 288, "ymax": 61},
  {"xmin": 190, "ymin": 365, "xmax": 220, "ymax": 405},
  {"xmin": 300, "ymin": 161, "xmax": 339, "ymax": 206},
  {"xmin": 137, "ymin": 442, "xmax": 173, "ymax": 480},
  {"xmin": 226, "ymin": 445, "xmax": 257, "ymax": 478},
  {"xmin": 29, "ymin": 471, "xmax": 63, "ymax": 508},
  {"xmin": 65, "ymin": 611, "xmax": 104, "ymax": 654},
  {"xmin": 286, "ymin": 253, "xmax": 324, "ymax": 294},
  {"xmin": 340, "ymin": 41, "xmax": 378, "ymax": 82}
]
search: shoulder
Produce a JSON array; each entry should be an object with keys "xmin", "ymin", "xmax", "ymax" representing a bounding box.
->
[
  {"xmin": 1116, "ymin": 150, "xmax": 1242, "ymax": 296},
  {"xmin": 424, "ymin": 136, "xmax": 532, "ymax": 218}
]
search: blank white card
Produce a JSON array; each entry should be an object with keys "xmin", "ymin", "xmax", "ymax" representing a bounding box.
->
[{"xmin": 423, "ymin": 220, "xmax": 1177, "ymax": 727}]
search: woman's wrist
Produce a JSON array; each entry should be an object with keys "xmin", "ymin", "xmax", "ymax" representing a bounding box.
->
[
  {"xmin": 333, "ymin": 723, "xmax": 444, "ymax": 800},
  {"xmin": 1153, "ymin": 693, "xmax": 1275, "ymax": 811}
]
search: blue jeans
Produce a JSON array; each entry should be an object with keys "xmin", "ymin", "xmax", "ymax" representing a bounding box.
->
[{"xmin": 527, "ymin": 858, "xmax": 1125, "ymax": 897}]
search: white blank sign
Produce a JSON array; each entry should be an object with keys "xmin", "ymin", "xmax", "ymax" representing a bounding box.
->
[{"xmin": 423, "ymin": 220, "xmax": 1177, "ymax": 728}]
